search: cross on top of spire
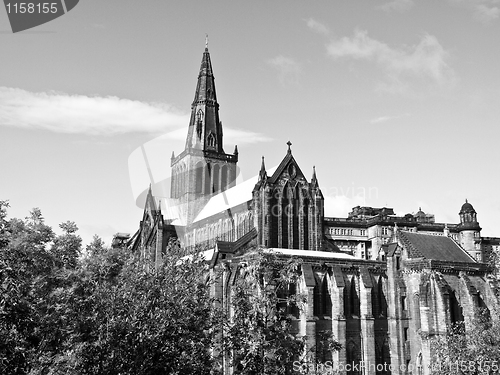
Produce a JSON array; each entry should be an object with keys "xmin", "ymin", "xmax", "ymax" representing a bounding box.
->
[{"xmin": 205, "ymin": 34, "xmax": 209, "ymax": 50}]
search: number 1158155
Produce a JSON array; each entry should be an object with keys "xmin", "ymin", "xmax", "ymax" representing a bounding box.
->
[{"xmin": 5, "ymin": 3, "xmax": 59, "ymax": 14}]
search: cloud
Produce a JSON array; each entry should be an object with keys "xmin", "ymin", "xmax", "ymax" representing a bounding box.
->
[
  {"xmin": 370, "ymin": 113, "xmax": 410, "ymax": 124},
  {"xmin": 378, "ymin": 0, "xmax": 414, "ymax": 12},
  {"xmin": 0, "ymin": 87, "xmax": 271, "ymax": 143},
  {"xmin": 448, "ymin": 0, "xmax": 500, "ymax": 24},
  {"xmin": 305, "ymin": 18, "xmax": 330, "ymax": 35},
  {"xmin": 224, "ymin": 128, "xmax": 273, "ymax": 145},
  {"xmin": 0, "ymin": 87, "xmax": 187, "ymax": 135},
  {"xmin": 326, "ymin": 30, "xmax": 455, "ymax": 91},
  {"xmin": 474, "ymin": 3, "xmax": 500, "ymax": 23},
  {"xmin": 370, "ymin": 116, "xmax": 393, "ymax": 124},
  {"xmin": 267, "ymin": 55, "xmax": 301, "ymax": 86}
]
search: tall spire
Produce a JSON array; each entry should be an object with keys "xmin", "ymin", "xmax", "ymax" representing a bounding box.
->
[
  {"xmin": 311, "ymin": 165, "xmax": 318, "ymax": 187},
  {"xmin": 259, "ymin": 156, "xmax": 267, "ymax": 181},
  {"xmin": 170, "ymin": 43, "xmax": 238, "ymax": 223},
  {"xmin": 184, "ymin": 43, "xmax": 223, "ymax": 153}
]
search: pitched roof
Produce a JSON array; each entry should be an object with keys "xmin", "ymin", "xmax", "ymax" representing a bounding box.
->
[
  {"xmin": 398, "ymin": 231, "xmax": 475, "ymax": 263},
  {"xmin": 215, "ymin": 228, "xmax": 258, "ymax": 254}
]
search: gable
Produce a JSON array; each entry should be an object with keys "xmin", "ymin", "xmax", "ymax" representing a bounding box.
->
[{"xmin": 268, "ymin": 153, "xmax": 307, "ymax": 185}]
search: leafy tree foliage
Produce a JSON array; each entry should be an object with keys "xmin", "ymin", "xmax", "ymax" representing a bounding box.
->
[
  {"xmin": 1, "ymin": 202, "xmax": 217, "ymax": 375},
  {"xmin": 45, "ymin": 240, "xmax": 217, "ymax": 375},
  {"xmin": 1, "ymin": 205, "xmax": 59, "ymax": 374},
  {"xmin": 430, "ymin": 310, "xmax": 500, "ymax": 375},
  {"xmin": 0, "ymin": 200, "xmax": 10, "ymax": 248},
  {"xmin": 85, "ymin": 234, "xmax": 106, "ymax": 257},
  {"xmin": 50, "ymin": 221, "xmax": 81, "ymax": 268}
]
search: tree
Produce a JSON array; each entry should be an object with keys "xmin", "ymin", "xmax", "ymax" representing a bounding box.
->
[
  {"xmin": 85, "ymin": 234, "xmax": 107, "ymax": 257},
  {"xmin": 0, "ymin": 206, "xmax": 56, "ymax": 374},
  {"xmin": 221, "ymin": 250, "xmax": 340, "ymax": 374},
  {"xmin": 0, "ymin": 200, "xmax": 10, "ymax": 248},
  {"xmin": 1, "ymin": 203, "xmax": 218, "ymax": 375},
  {"xmin": 42, "ymin": 239, "xmax": 218, "ymax": 375},
  {"xmin": 50, "ymin": 221, "xmax": 82, "ymax": 268},
  {"xmin": 430, "ymin": 309, "xmax": 500, "ymax": 375}
]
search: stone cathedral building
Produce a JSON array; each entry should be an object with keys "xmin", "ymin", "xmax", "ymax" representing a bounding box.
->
[{"xmin": 128, "ymin": 46, "xmax": 500, "ymax": 374}]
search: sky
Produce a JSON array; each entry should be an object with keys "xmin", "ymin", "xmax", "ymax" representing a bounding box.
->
[{"xmin": 1, "ymin": 0, "xmax": 499, "ymax": 246}]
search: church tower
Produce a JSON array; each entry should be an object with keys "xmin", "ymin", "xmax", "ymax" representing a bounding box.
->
[{"xmin": 170, "ymin": 43, "xmax": 238, "ymax": 224}]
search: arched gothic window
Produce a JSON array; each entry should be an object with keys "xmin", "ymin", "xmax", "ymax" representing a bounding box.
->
[
  {"xmin": 347, "ymin": 342, "xmax": 361, "ymax": 375},
  {"xmin": 196, "ymin": 110, "xmax": 203, "ymax": 138},
  {"xmin": 204, "ymin": 163, "xmax": 211, "ymax": 194},
  {"xmin": 221, "ymin": 165, "xmax": 228, "ymax": 191},
  {"xmin": 449, "ymin": 290, "xmax": 464, "ymax": 324},
  {"xmin": 195, "ymin": 161, "xmax": 203, "ymax": 193},
  {"xmin": 207, "ymin": 133, "xmax": 216, "ymax": 148},
  {"xmin": 212, "ymin": 164, "xmax": 220, "ymax": 193}
]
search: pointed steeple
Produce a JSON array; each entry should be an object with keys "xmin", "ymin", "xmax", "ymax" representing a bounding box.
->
[
  {"xmin": 170, "ymin": 43, "xmax": 238, "ymax": 223},
  {"xmin": 259, "ymin": 156, "xmax": 267, "ymax": 181},
  {"xmin": 184, "ymin": 44, "xmax": 223, "ymax": 153},
  {"xmin": 311, "ymin": 165, "xmax": 319, "ymax": 187}
]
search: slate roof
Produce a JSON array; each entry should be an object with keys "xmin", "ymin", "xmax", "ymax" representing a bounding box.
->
[{"xmin": 398, "ymin": 231, "xmax": 475, "ymax": 263}]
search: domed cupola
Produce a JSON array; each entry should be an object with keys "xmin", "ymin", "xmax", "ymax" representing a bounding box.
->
[
  {"xmin": 414, "ymin": 207, "xmax": 425, "ymax": 218},
  {"xmin": 460, "ymin": 200, "xmax": 475, "ymax": 214},
  {"xmin": 458, "ymin": 199, "xmax": 480, "ymax": 230}
]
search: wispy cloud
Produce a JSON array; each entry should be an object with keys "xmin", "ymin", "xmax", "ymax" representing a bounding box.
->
[
  {"xmin": 225, "ymin": 128, "xmax": 273, "ymax": 144},
  {"xmin": 378, "ymin": 0, "xmax": 414, "ymax": 13},
  {"xmin": 326, "ymin": 29, "xmax": 455, "ymax": 92},
  {"xmin": 474, "ymin": 3, "xmax": 500, "ymax": 23},
  {"xmin": 267, "ymin": 55, "xmax": 301, "ymax": 86},
  {"xmin": 305, "ymin": 18, "xmax": 330, "ymax": 35},
  {"xmin": 370, "ymin": 113, "xmax": 410, "ymax": 124},
  {"xmin": 0, "ymin": 87, "xmax": 271, "ymax": 143},
  {"xmin": 0, "ymin": 87, "xmax": 187, "ymax": 135},
  {"xmin": 448, "ymin": 0, "xmax": 500, "ymax": 24}
]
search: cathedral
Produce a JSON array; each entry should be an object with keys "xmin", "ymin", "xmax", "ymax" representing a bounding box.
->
[{"xmin": 128, "ymin": 45, "xmax": 500, "ymax": 374}]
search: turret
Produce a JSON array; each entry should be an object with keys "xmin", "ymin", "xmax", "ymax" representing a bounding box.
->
[{"xmin": 458, "ymin": 200, "xmax": 482, "ymax": 261}]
